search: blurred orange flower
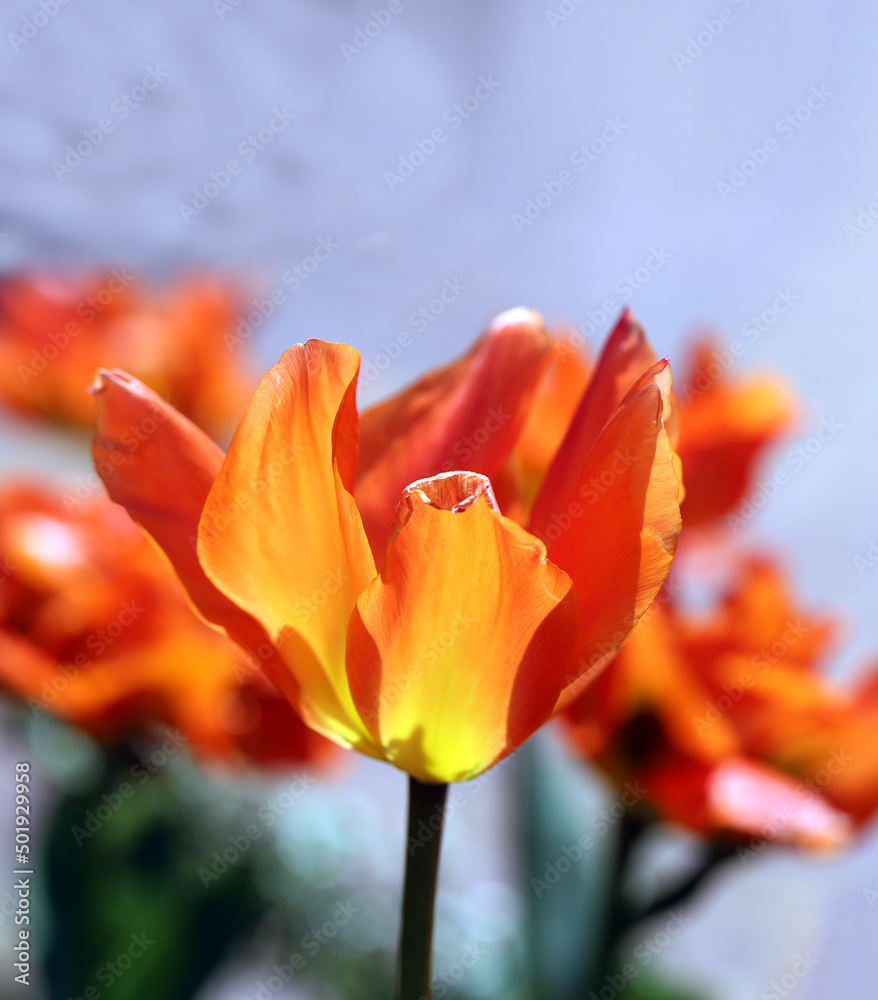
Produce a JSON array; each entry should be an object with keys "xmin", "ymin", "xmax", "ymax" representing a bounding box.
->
[
  {"xmin": 0, "ymin": 273, "xmax": 253, "ymax": 437},
  {"xmin": 564, "ymin": 559, "xmax": 878, "ymax": 848},
  {"xmin": 675, "ymin": 339, "xmax": 794, "ymax": 529},
  {"xmin": 0, "ymin": 483, "xmax": 332, "ymax": 768},
  {"xmin": 91, "ymin": 308, "xmax": 682, "ymax": 783}
]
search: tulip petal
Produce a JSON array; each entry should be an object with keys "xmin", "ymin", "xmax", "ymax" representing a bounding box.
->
[
  {"xmin": 529, "ymin": 309, "xmax": 658, "ymax": 532},
  {"xmin": 91, "ymin": 371, "xmax": 305, "ymax": 709},
  {"xmin": 346, "ymin": 472, "xmax": 579, "ymax": 783},
  {"xmin": 356, "ymin": 308, "xmax": 553, "ymax": 557},
  {"xmin": 492, "ymin": 329, "xmax": 593, "ymax": 522},
  {"xmin": 92, "ymin": 370, "xmax": 226, "ymax": 618},
  {"xmin": 197, "ymin": 341, "xmax": 377, "ymax": 751},
  {"xmin": 636, "ymin": 756, "xmax": 851, "ymax": 848},
  {"xmin": 707, "ymin": 758, "xmax": 851, "ymax": 849},
  {"xmin": 538, "ymin": 362, "xmax": 682, "ymax": 710},
  {"xmin": 677, "ymin": 342, "xmax": 794, "ymax": 528}
]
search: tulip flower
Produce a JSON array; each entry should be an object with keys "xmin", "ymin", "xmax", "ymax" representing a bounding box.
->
[
  {"xmin": 91, "ymin": 307, "xmax": 680, "ymax": 998},
  {"xmin": 0, "ymin": 483, "xmax": 332, "ymax": 768},
  {"xmin": 675, "ymin": 339, "xmax": 794, "ymax": 529},
  {"xmin": 90, "ymin": 308, "xmax": 681, "ymax": 784},
  {"xmin": 0, "ymin": 273, "xmax": 252, "ymax": 437},
  {"xmin": 563, "ymin": 559, "xmax": 868, "ymax": 848}
]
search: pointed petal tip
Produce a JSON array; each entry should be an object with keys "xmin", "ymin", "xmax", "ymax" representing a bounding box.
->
[{"xmin": 615, "ymin": 305, "xmax": 642, "ymax": 331}]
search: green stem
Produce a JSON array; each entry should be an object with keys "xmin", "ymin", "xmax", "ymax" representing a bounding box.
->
[{"xmin": 397, "ymin": 777, "xmax": 449, "ymax": 1000}]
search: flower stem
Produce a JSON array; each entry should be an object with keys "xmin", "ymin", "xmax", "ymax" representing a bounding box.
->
[{"xmin": 397, "ymin": 777, "xmax": 449, "ymax": 1000}]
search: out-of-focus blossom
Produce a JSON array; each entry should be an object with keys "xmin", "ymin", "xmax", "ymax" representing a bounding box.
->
[
  {"xmin": 0, "ymin": 483, "xmax": 333, "ymax": 768},
  {"xmin": 564, "ymin": 559, "xmax": 878, "ymax": 847},
  {"xmin": 0, "ymin": 273, "xmax": 252, "ymax": 437},
  {"xmin": 675, "ymin": 339, "xmax": 794, "ymax": 529},
  {"xmin": 91, "ymin": 308, "xmax": 682, "ymax": 783}
]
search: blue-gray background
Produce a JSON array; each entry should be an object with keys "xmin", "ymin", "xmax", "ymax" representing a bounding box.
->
[{"xmin": 1, "ymin": 2, "xmax": 877, "ymax": 998}]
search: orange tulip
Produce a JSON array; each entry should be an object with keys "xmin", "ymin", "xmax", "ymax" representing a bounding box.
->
[
  {"xmin": 675, "ymin": 339, "xmax": 794, "ymax": 529},
  {"xmin": 91, "ymin": 308, "xmax": 682, "ymax": 783},
  {"xmin": 0, "ymin": 483, "xmax": 332, "ymax": 768},
  {"xmin": 0, "ymin": 273, "xmax": 252, "ymax": 437},
  {"xmin": 563, "ymin": 559, "xmax": 875, "ymax": 848}
]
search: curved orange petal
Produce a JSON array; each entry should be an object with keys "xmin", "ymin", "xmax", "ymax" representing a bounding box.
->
[
  {"xmin": 707, "ymin": 757, "xmax": 852, "ymax": 849},
  {"xmin": 356, "ymin": 308, "xmax": 553, "ymax": 557},
  {"xmin": 636, "ymin": 755, "xmax": 851, "ymax": 848},
  {"xmin": 622, "ymin": 606, "xmax": 741, "ymax": 761},
  {"xmin": 91, "ymin": 370, "xmax": 302, "ymax": 711},
  {"xmin": 539, "ymin": 362, "xmax": 682, "ymax": 710},
  {"xmin": 528, "ymin": 309, "xmax": 658, "ymax": 533},
  {"xmin": 346, "ymin": 472, "xmax": 579, "ymax": 783},
  {"xmin": 492, "ymin": 327, "xmax": 593, "ymax": 522},
  {"xmin": 92, "ymin": 370, "xmax": 226, "ymax": 618},
  {"xmin": 677, "ymin": 341, "xmax": 794, "ymax": 528},
  {"xmin": 197, "ymin": 341, "xmax": 377, "ymax": 752}
]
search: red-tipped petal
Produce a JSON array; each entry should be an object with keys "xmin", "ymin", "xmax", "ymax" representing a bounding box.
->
[
  {"xmin": 356, "ymin": 308, "xmax": 553, "ymax": 557},
  {"xmin": 541, "ymin": 361, "xmax": 682, "ymax": 710},
  {"xmin": 529, "ymin": 309, "xmax": 658, "ymax": 531}
]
